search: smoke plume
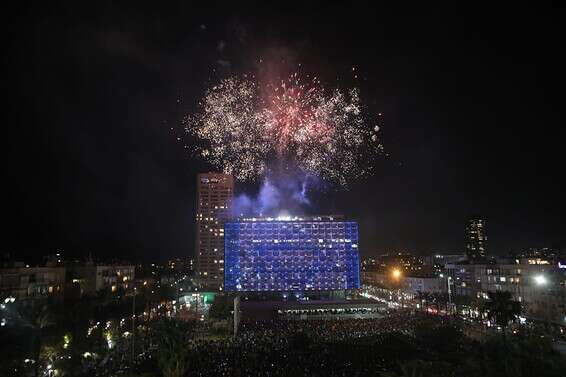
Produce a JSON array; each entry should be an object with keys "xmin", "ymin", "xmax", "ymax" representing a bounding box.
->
[{"xmin": 231, "ymin": 171, "xmax": 315, "ymax": 217}]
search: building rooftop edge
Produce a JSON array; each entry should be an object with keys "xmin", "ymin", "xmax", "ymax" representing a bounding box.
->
[{"xmin": 225, "ymin": 215, "xmax": 352, "ymax": 223}]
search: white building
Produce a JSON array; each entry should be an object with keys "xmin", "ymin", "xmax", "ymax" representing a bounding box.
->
[{"xmin": 445, "ymin": 260, "xmax": 566, "ymax": 325}]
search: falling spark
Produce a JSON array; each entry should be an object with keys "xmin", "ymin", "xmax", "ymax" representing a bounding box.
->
[{"xmin": 184, "ymin": 72, "xmax": 383, "ymax": 186}]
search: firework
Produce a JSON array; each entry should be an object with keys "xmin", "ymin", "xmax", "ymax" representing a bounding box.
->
[{"xmin": 184, "ymin": 72, "xmax": 383, "ymax": 185}]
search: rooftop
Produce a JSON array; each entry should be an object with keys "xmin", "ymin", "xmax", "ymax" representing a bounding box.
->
[{"xmin": 228, "ymin": 215, "xmax": 347, "ymax": 223}]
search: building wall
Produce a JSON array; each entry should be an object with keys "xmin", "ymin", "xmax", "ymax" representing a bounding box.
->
[
  {"xmin": 362, "ymin": 271, "xmax": 389, "ymax": 287},
  {"xmin": 362, "ymin": 271, "xmax": 444, "ymax": 294},
  {"xmin": 195, "ymin": 173, "xmax": 234, "ymax": 289},
  {"xmin": 95, "ymin": 265, "xmax": 135, "ymax": 292},
  {"xmin": 225, "ymin": 219, "xmax": 360, "ymax": 291},
  {"xmin": 465, "ymin": 218, "xmax": 487, "ymax": 260},
  {"xmin": 445, "ymin": 262, "xmax": 566, "ymax": 325},
  {"xmin": 68, "ymin": 266, "xmax": 97, "ymax": 294},
  {"xmin": 424, "ymin": 254, "xmax": 467, "ymax": 266},
  {"xmin": 404, "ymin": 276, "xmax": 444, "ymax": 294},
  {"xmin": 0, "ymin": 264, "xmax": 137, "ymax": 299},
  {"xmin": 68, "ymin": 265, "xmax": 135, "ymax": 295},
  {"xmin": 0, "ymin": 267, "xmax": 66, "ymax": 300}
]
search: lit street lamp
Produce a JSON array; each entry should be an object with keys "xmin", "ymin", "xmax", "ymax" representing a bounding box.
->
[
  {"xmin": 447, "ymin": 276, "xmax": 453, "ymax": 311},
  {"xmin": 391, "ymin": 269, "xmax": 402, "ymax": 280},
  {"xmin": 532, "ymin": 274, "xmax": 551, "ymax": 332},
  {"xmin": 439, "ymin": 274, "xmax": 453, "ymax": 314},
  {"xmin": 131, "ymin": 287, "xmax": 136, "ymax": 363},
  {"xmin": 391, "ymin": 269, "xmax": 403, "ymax": 308},
  {"xmin": 533, "ymin": 274, "xmax": 547, "ymax": 286}
]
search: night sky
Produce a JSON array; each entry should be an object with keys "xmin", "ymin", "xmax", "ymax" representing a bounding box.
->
[{"xmin": 4, "ymin": 2, "xmax": 565, "ymax": 263}]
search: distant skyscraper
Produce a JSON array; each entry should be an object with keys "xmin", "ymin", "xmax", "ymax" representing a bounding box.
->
[
  {"xmin": 195, "ymin": 173, "xmax": 234, "ymax": 289},
  {"xmin": 465, "ymin": 217, "xmax": 487, "ymax": 260}
]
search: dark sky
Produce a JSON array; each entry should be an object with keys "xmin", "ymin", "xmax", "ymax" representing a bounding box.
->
[{"xmin": 4, "ymin": 2, "xmax": 565, "ymax": 263}]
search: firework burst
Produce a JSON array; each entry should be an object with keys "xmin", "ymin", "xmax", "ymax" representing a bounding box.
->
[{"xmin": 184, "ymin": 71, "xmax": 383, "ymax": 186}]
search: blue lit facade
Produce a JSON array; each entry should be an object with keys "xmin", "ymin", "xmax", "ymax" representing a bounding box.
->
[{"xmin": 224, "ymin": 218, "xmax": 360, "ymax": 291}]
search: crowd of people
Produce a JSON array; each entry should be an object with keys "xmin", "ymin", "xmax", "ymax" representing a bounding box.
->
[
  {"xmin": 183, "ymin": 311, "xmax": 461, "ymax": 377},
  {"xmin": 280, "ymin": 306, "xmax": 383, "ymax": 320}
]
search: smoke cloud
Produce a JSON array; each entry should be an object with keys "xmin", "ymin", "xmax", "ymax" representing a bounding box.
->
[{"xmin": 231, "ymin": 171, "xmax": 315, "ymax": 217}]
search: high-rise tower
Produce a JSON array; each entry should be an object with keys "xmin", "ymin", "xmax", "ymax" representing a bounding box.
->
[
  {"xmin": 465, "ymin": 217, "xmax": 487, "ymax": 261},
  {"xmin": 195, "ymin": 173, "xmax": 234, "ymax": 289}
]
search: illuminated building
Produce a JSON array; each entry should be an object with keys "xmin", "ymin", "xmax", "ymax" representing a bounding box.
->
[
  {"xmin": 0, "ymin": 266, "xmax": 66, "ymax": 299},
  {"xmin": 68, "ymin": 264, "xmax": 135, "ymax": 294},
  {"xmin": 361, "ymin": 256, "xmax": 379, "ymax": 271},
  {"xmin": 362, "ymin": 253, "xmax": 426, "ymax": 274},
  {"xmin": 445, "ymin": 260, "xmax": 566, "ymax": 325},
  {"xmin": 514, "ymin": 247, "xmax": 560, "ymax": 264},
  {"xmin": 362, "ymin": 271, "xmax": 444, "ymax": 294},
  {"xmin": 422, "ymin": 253, "xmax": 467, "ymax": 275},
  {"xmin": 195, "ymin": 173, "xmax": 234, "ymax": 289},
  {"xmin": 0, "ymin": 263, "xmax": 135, "ymax": 299},
  {"xmin": 224, "ymin": 216, "xmax": 360, "ymax": 292},
  {"xmin": 465, "ymin": 217, "xmax": 487, "ymax": 261}
]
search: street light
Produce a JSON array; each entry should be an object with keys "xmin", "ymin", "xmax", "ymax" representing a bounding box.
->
[
  {"xmin": 532, "ymin": 274, "xmax": 551, "ymax": 333},
  {"xmin": 391, "ymin": 269, "xmax": 402, "ymax": 280},
  {"xmin": 132, "ymin": 287, "xmax": 136, "ymax": 363},
  {"xmin": 391, "ymin": 269, "xmax": 403, "ymax": 308},
  {"xmin": 533, "ymin": 275, "xmax": 547, "ymax": 286},
  {"xmin": 447, "ymin": 276, "xmax": 453, "ymax": 314}
]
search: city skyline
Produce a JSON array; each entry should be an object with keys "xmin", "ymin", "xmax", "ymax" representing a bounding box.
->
[
  {"xmin": 2, "ymin": 4, "xmax": 565, "ymax": 376},
  {"xmin": 4, "ymin": 3, "xmax": 565, "ymax": 262}
]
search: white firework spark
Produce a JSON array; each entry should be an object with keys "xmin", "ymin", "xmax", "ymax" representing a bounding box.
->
[{"xmin": 184, "ymin": 72, "xmax": 383, "ymax": 185}]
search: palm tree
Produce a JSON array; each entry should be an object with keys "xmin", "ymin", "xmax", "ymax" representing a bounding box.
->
[
  {"xmin": 18, "ymin": 302, "xmax": 56, "ymax": 376},
  {"xmin": 160, "ymin": 349, "xmax": 190, "ymax": 377},
  {"xmin": 155, "ymin": 319, "xmax": 191, "ymax": 377},
  {"xmin": 483, "ymin": 291, "xmax": 521, "ymax": 340}
]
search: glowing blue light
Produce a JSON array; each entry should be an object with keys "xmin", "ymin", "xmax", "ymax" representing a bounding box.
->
[{"xmin": 224, "ymin": 219, "xmax": 360, "ymax": 291}]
